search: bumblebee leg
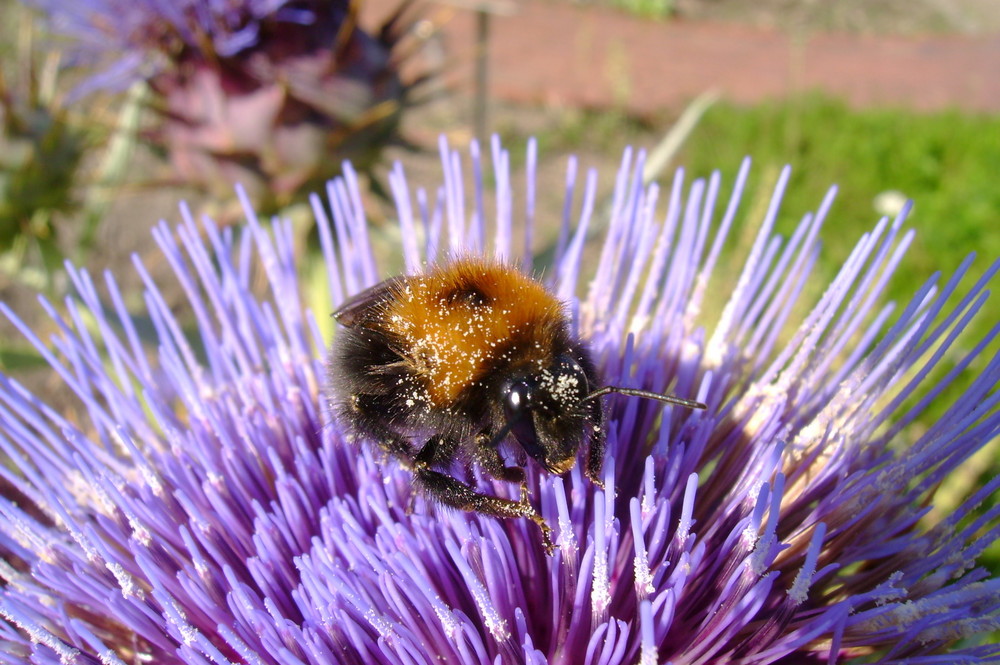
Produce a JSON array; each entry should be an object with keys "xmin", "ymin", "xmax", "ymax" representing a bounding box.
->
[
  {"xmin": 412, "ymin": 439, "xmax": 553, "ymax": 555},
  {"xmin": 585, "ymin": 436, "xmax": 604, "ymax": 488},
  {"xmin": 414, "ymin": 465, "xmax": 554, "ymax": 554},
  {"xmin": 585, "ymin": 404, "xmax": 606, "ymax": 488}
]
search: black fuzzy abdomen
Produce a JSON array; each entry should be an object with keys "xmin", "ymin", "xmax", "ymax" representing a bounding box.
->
[{"xmin": 328, "ymin": 323, "xmax": 477, "ymax": 460}]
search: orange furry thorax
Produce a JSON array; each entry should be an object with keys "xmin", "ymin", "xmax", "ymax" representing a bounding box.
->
[{"xmin": 384, "ymin": 259, "xmax": 565, "ymax": 407}]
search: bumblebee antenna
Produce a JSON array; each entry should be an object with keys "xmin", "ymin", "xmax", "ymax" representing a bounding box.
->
[{"xmin": 585, "ymin": 386, "xmax": 707, "ymax": 410}]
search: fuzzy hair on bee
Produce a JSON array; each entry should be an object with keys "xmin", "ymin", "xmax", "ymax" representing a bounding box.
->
[{"xmin": 327, "ymin": 257, "xmax": 705, "ymax": 554}]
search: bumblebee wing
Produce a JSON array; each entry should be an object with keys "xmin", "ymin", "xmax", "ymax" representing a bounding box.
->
[{"xmin": 333, "ymin": 276, "xmax": 407, "ymax": 328}]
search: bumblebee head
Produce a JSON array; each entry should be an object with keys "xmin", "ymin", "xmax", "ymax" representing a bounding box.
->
[
  {"xmin": 501, "ymin": 355, "xmax": 592, "ymax": 475},
  {"xmin": 498, "ymin": 352, "xmax": 707, "ymax": 476}
]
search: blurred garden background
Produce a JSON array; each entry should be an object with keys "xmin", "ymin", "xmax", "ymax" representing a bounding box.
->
[{"xmin": 1, "ymin": 0, "xmax": 999, "ymax": 600}]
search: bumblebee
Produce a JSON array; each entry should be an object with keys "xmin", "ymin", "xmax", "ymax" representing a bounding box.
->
[{"xmin": 328, "ymin": 258, "xmax": 705, "ymax": 553}]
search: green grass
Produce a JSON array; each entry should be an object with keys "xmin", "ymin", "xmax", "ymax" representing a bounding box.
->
[
  {"xmin": 609, "ymin": 0, "xmax": 675, "ymax": 19},
  {"xmin": 680, "ymin": 95, "xmax": 1000, "ymax": 290}
]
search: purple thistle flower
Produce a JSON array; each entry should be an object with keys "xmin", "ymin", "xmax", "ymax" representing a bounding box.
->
[{"xmin": 2, "ymin": 137, "xmax": 999, "ymax": 664}]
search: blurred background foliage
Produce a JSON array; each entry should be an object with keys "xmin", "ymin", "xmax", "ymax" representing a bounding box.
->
[
  {"xmin": 1, "ymin": 0, "xmax": 427, "ymax": 297},
  {"xmin": 1, "ymin": 1, "xmax": 100, "ymax": 292},
  {"xmin": 0, "ymin": 0, "xmax": 997, "ymax": 607}
]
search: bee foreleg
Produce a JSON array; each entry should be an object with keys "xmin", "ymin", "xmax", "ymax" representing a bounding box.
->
[
  {"xmin": 585, "ymin": 439, "xmax": 605, "ymax": 488},
  {"xmin": 585, "ymin": 403, "xmax": 606, "ymax": 489},
  {"xmin": 412, "ymin": 459, "xmax": 554, "ymax": 555}
]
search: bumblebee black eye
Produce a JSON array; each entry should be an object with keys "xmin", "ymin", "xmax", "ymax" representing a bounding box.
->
[
  {"xmin": 504, "ymin": 380, "xmax": 531, "ymax": 418},
  {"xmin": 504, "ymin": 380, "xmax": 534, "ymax": 436},
  {"xmin": 502, "ymin": 380, "xmax": 545, "ymax": 463}
]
